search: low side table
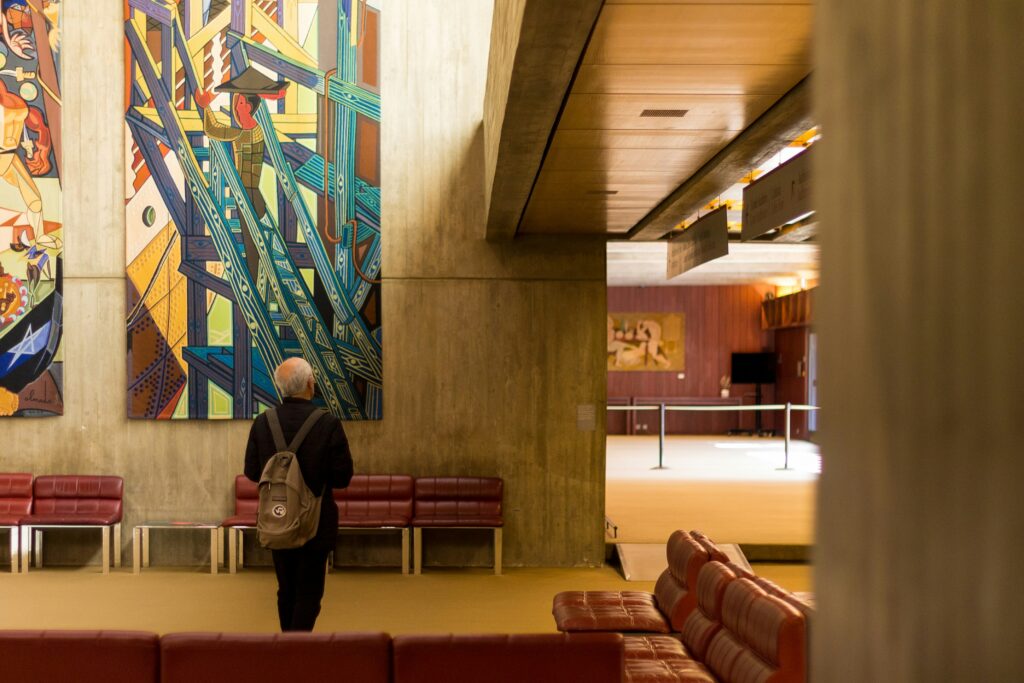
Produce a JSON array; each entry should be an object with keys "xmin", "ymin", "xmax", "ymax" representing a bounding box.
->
[{"xmin": 132, "ymin": 522, "xmax": 222, "ymax": 575}]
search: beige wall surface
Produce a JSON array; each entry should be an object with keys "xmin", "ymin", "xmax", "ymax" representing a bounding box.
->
[
  {"xmin": 3, "ymin": 0, "xmax": 607, "ymax": 569},
  {"xmin": 815, "ymin": 0, "xmax": 1024, "ymax": 679}
]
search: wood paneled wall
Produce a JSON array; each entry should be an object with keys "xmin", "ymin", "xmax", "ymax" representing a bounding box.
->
[
  {"xmin": 816, "ymin": 0, "xmax": 1024, "ymax": 678},
  {"xmin": 608, "ymin": 285, "xmax": 774, "ymax": 433},
  {"xmin": 2, "ymin": 1, "xmax": 607, "ymax": 569}
]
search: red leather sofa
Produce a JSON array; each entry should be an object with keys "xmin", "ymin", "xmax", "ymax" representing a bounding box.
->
[
  {"xmin": 20, "ymin": 475, "xmax": 124, "ymax": 574},
  {"xmin": 553, "ymin": 530, "xmax": 727, "ymax": 633},
  {"xmin": 161, "ymin": 632, "xmax": 391, "ymax": 682},
  {"xmin": 334, "ymin": 474, "xmax": 414, "ymax": 574},
  {"xmin": 0, "ymin": 472, "xmax": 31, "ymax": 572},
  {"xmin": 622, "ymin": 561, "xmax": 807, "ymax": 683},
  {"xmin": 0, "ymin": 630, "xmax": 159, "ymax": 683},
  {"xmin": 393, "ymin": 633, "xmax": 623, "ymax": 683},
  {"xmin": 412, "ymin": 476, "xmax": 504, "ymax": 575},
  {"xmin": 221, "ymin": 475, "xmax": 258, "ymax": 573}
]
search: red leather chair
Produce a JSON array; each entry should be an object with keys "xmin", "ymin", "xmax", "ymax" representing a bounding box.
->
[
  {"xmin": 392, "ymin": 633, "xmax": 624, "ymax": 683},
  {"xmin": 553, "ymin": 530, "xmax": 725, "ymax": 633},
  {"xmin": 160, "ymin": 632, "xmax": 391, "ymax": 683},
  {"xmin": 0, "ymin": 473, "xmax": 31, "ymax": 572},
  {"xmin": 20, "ymin": 475, "xmax": 123, "ymax": 574},
  {"xmin": 221, "ymin": 475, "xmax": 258, "ymax": 573},
  {"xmin": 411, "ymin": 477, "xmax": 503, "ymax": 575},
  {"xmin": 0, "ymin": 630, "xmax": 158, "ymax": 683},
  {"xmin": 334, "ymin": 474, "xmax": 414, "ymax": 574}
]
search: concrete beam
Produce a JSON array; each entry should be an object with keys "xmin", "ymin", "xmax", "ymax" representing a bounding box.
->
[
  {"xmin": 483, "ymin": 0, "xmax": 603, "ymax": 241},
  {"xmin": 627, "ymin": 77, "xmax": 814, "ymax": 242}
]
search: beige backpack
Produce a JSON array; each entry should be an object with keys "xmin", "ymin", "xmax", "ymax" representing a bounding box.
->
[{"xmin": 257, "ymin": 408, "xmax": 327, "ymax": 549}]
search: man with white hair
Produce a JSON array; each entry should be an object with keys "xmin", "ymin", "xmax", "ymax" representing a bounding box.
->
[{"xmin": 244, "ymin": 356, "xmax": 353, "ymax": 631}]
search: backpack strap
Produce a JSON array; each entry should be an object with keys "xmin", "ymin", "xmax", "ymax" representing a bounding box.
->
[
  {"xmin": 265, "ymin": 408, "xmax": 288, "ymax": 452},
  {"xmin": 286, "ymin": 408, "xmax": 328, "ymax": 453}
]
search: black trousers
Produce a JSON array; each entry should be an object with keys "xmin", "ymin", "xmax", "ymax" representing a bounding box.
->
[{"xmin": 271, "ymin": 544, "xmax": 330, "ymax": 631}]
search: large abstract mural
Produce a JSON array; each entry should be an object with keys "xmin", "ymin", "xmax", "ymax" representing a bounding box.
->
[
  {"xmin": 0, "ymin": 0, "xmax": 63, "ymax": 418},
  {"xmin": 125, "ymin": 0, "xmax": 382, "ymax": 420}
]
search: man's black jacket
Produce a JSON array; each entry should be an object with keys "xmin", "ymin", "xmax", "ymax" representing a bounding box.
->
[{"xmin": 244, "ymin": 397, "xmax": 354, "ymax": 548}]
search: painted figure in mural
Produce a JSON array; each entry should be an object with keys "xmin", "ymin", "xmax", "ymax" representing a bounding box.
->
[
  {"xmin": 1, "ymin": 0, "xmax": 34, "ymax": 59},
  {"xmin": 195, "ymin": 67, "xmax": 290, "ymax": 284},
  {"xmin": 0, "ymin": 78, "xmax": 50, "ymax": 252}
]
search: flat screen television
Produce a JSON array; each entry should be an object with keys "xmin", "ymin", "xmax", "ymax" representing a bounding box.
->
[{"xmin": 731, "ymin": 352, "xmax": 777, "ymax": 384}]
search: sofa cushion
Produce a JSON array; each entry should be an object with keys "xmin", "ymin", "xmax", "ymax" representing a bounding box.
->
[
  {"xmin": 0, "ymin": 630, "xmax": 158, "ymax": 683},
  {"xmin": 680, "ymin": 562, "xmax": 737, "ymax": 662},
  {"xmin": 234, "ymin": 475, "xmax": 258, "ymax": 516},
  {"xmin": 29, "ymin": 476, "xmax": 124, "ymax": 524},
  {"xmin": 34, "ymin": 476, "xmax": 122, "ymax": 499},
  {"xmin": 21, "ymin": 513, "xmax": 122, "ymax": 526},
  {"xmin": 625, "ymin": 657, "xmax": 718, "ymax": 683},
  {"xmin": 336, "ymin": 474, "xmax": 414, "ymax": 526},
  {"xmin": 654, "ymin": 531, "xmax": 711, "ymax": 631},
  {"xmin": 0, "ymin": 515, "xmax": 24, "ymax": 526},
  {"xmin": 555, "ymin": 590, "xmax": 657, "ymax": 608},
  {"xmin": 623, "ymin": 635, "xmax": 690, "ymax": 660},
  {"xmin": 160, "ymin": 632, "xmax": 391, "ymax": 683},
  {"xmin": 0, "ymin": 473, "xmax": 32, "ymax": 518},
  {"xmin": 553, "ymin": 593, "xmax": 671, "ymax": 633},
  {"xmin": 392, "ymin": 633, "xmax": 623, "ymax": 683},
  {"xmin": 412, "ymin": 477, "xmax": 503, "ymax": 527},
  {"xmin": 705, "ymin": 579, "xmax": 806, "ymax": 683},
  {"xmin": 220, "ymin": 515, "xmax": 257, "ymax": 528},
  {"xmin": 339, "ymin": 516, "xmax": 411, "ymax": 528}
]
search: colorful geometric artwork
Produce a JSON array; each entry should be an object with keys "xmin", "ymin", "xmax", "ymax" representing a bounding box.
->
[
  {"xmin": 124, "ymin": 0, "xmax": 382, "ymax": 420},
  {"xmin": 607, "ymin": 313, "xmax": 685, "ymax": 372},
  {"xmin": 0, "ymin": 0, "xmax": 63, "ymax": 418}
]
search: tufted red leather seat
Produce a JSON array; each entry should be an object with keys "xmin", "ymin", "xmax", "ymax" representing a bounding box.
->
[
  {"xmin": 20, "ymin": 475, "xmax": 124, "ymax": 574},
  {"xmin": 160, "ymin": 632, "xmax": 391, "ymax": 682},
  {"xmin": 0, "ymin": 473, "xmax": 31, "ymax": 572},
  {"xmin": 553, "ymin": 530, "xmax": 713, "ymax": 633},
  {"xmin": 221, "ymin": 475, "xmax": 258, "ymax": 573},
  {"xmin": 336, "ymin": 474, "xmax": 414, "ymax": 527},
  {"xmin": 412, "ymin": 476, "xmax": 504, "ymax": 575},
  {"xmin": 0, "ymin": 630, "xmax": 158, "ymax": 682},
  {"xmin": 704, "ymin": 579, "xmax": 806, "ymax": 683},
  {"xmin": 392, "ymin": 633, "xmax": 624, "ymax": 683}
]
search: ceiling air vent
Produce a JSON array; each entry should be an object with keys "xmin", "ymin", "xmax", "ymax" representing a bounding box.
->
[
  {"xmin": 639, "ymin": 109, "xmax": 688, "ymax": 118},
  {"xmin": 585, "ymin": 190, "xmax": 619, "ymax": 195}
]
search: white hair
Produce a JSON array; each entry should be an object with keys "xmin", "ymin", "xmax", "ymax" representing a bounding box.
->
[{"xmin": 274, "ymin": 357, "xmax": 314, "ymax": 397}]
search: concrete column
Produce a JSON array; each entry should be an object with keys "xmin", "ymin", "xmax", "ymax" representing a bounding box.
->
[{"xmin": 815, "ymin": 1, "xmax": 1024, "ymax": 680}]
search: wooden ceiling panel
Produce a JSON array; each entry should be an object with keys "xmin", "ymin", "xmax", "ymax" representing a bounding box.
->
[
  {"xmin": 519, "ymin": 201, "xmax": 651, "ymax": 234},
  {"xmin": 542, "ymin": 146, "xmax": 719, "ymax": 173},
  {"xmin": 559, "ymin": 93, "xmax": 775, "ymax": 131},
  {"xmin": 584, "ymin": 5, "xmax": 813, "ymax": 66},
  {"xmin": 573, "ymin": 64, "xmax": 810, "ymax": 95},
  {"xmin": 551, "ymin": 128, "xmax": 736, "ymax": 150}
]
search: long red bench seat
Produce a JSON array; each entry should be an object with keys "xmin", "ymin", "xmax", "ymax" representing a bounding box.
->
[
  {"xmin": 0, "ymin": 472, "xmax": 31, "ymax": 572},
  {"xmin": 0, "ymin": 630, "xmax": 159, "ymax": 683},
  {"xmin": 392, "ymin": 633, "xmax": 623, "ymax": 683},
  {"xmin": 622, "ymin": 562, "xmax": 807, "ymax": 683},
  {"xmin": 553, "ymin": 530, "xmax": 727, "ymax": 633},
  {"xmin": 412, "ymin": 477, "xmax": 503, "ymax": 575},
  {"xmin": 334, "ymin": 474, "xmax": 414, "ymax": 574},
  {"xmin": 161, "ymin": 632, "xmax": 391, "ymax": 682},
  {"xmin": 20, "ymin": 475, "xmax": 124, "ymax": 574}
]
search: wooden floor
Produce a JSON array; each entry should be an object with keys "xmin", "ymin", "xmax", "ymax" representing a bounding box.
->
[
  {"xmin": 0, "ymin": 563, "xmax": 810, "ymax": 634},
  {"xmin": 606, "ymin": 435, "xmax": 819, "ymax": 545}
]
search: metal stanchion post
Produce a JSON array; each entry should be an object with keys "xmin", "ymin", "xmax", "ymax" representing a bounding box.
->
[
  {"xmin": 778, "ymin": 402, "xmax": 793, "ymax": 471},
  {"xmin": 652, "ymin": 402, "xmax": 667, "ymax": 470}
]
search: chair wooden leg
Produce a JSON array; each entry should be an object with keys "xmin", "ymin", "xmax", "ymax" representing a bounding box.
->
[
  {"xmin": 238, "ymin": 531, "xmax": 244, "ymax": 568},
  {"xmin": 8, "ymin": 528, "xmax": 17, "ymax": 574},
  {"xmin": 142, "ymin": 527, "xmax": 150, "ymax": 568},
  {"xmin": 101, "ymin": 527, "xmax": 110, "ymax": 575},
  {"xmin": 33, "ymin": 529, "xmax": 42, "ymax": 568},
  {"xmin": 413, "ymin": 528, "xmax": 423, "ymax": 575},
  {"xmin": 217, "ymin": 527, "xmax": 224, "ymax": 567},
  {"xmin": 228, "ymin": 528, "xmax": 237, "ymax": 574},
  {"xmin": 401, "ymin": 528, "xmax": 410, "ymax": 575},
  {"xmin": 494, "ymin": 527, "xmax": 503, "ymax": 576},
  {"xmin": 132, "ymin": 528, "xmax": 141, "ymax": 575},
  {"xmin": 209, "ymin": 528, "xmax": 218, "ymax": 575},
  {"xmin": 113, "ymin": 524, "xmax": 122, "ymax": 568},
  {"xmin": 20, "ymin": 527, "xmax": 29, "ymax": 573}
]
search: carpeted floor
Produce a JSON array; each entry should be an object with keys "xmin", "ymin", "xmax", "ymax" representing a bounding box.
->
[{"xmin": 0, "ymin": 564, "xmax": 810, "ymax": 634}]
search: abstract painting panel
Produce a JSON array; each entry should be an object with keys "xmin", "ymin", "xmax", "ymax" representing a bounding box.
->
[
  {"xmin": 125, "ymin": 0, "xmax": 382, "ymax": 419},
  {"xmin": 608, "ymin": 313, "xmax": 685, "ymax": 372},
  {"xmin": 0, "ymin": 0, "xmax": 63, "ymax": 417}
]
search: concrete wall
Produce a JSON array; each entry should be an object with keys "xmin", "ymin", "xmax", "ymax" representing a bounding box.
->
[
  {"xmin": 815, "ymin": 0, "xmax": 1024, "ymax": 678},
  {"xmin": 4, "ymin": 0, "xmax": 607, "ymax": 569}
]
